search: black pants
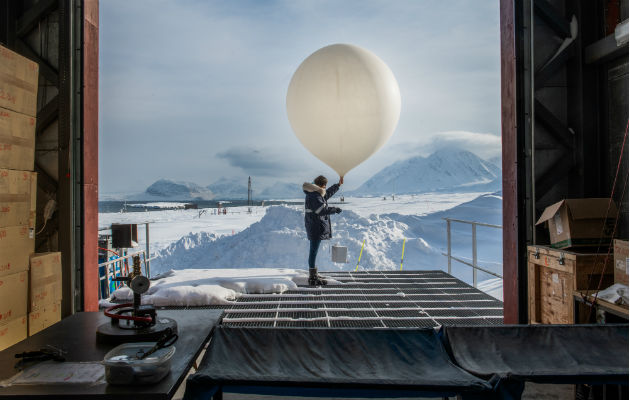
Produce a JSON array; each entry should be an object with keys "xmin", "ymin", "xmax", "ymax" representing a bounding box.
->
[{"xmin": 308, "ymin": 239, "xmax": 321, "ymax": 272}]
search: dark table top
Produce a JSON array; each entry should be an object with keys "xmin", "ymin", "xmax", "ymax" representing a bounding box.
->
[{"xmin": 0, "ymin": 309, "xmax": 223, "ymax": 399}]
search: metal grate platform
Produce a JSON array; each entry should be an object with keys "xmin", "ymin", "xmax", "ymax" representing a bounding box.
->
[{"xmin": 220, "ymin": 270, "xmax": 503, "ymax": 328}]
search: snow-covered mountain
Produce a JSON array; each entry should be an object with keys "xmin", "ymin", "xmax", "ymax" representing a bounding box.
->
[
  {"xmin": 258, "ymin": 182, "xmax": 303, "ymax": 200},
  {"xmin": 486, "ymin": 155, "xmax": 502, "ymax": 169},
  {"xmin": 133, "ymin": 179, "xmax": 214, "ymax": 201},
  {"xmin": 207, "ymin": 178, "xmax": 248, "ymax": 200},
  {"xmin": 352, "ymin": 149, "xmax": 501, "ymax": 196}
]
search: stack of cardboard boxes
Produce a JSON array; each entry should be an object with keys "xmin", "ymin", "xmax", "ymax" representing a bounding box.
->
[
  {"xmin": 0, "ymin": 44, "xmax": 61, "ymax": 350},
  {"xmin": 614, "ymin": 239, "xmax": 629, "ymax": 286},
  {"xmin": 529, "ymin": 198, "xmax": 628, "ymax": 324},
  {"xmin": 28, "ymin": 252, "xmax": 62, "ymax": 335}
]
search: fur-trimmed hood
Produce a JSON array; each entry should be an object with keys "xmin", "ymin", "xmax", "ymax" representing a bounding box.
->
[{"xmin": 303, "ymin": 182, "xmax": 325, "ymax": 197}]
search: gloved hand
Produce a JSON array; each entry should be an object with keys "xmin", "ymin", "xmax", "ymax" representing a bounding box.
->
[{"xmin": 334, "ymin": 207, "xmax": 342, "ymax": 214}]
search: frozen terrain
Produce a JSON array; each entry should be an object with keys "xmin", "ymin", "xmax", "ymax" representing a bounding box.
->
[
  {"xmin": 99, "ymin": 192, "xmax": 491, "ymax": 255},
  {"xmin": 101, "ymin": 268, "xmax": 321, "ymax": 307},
  {"xmin": 139, "ymin": 193, "xmax": 502, "ymax": 283},
  {"xmin": 352, "ymin": 149, "xmax": 501, "ymax": 195},
  {"xmin": 99, "ymin": 191, "xmax": 504, "ymax": 304}
]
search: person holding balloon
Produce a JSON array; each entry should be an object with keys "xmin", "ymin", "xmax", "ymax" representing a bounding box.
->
[
  {"xmin": 287, "ymin": 43, "xmax": 401, "ymax": 285},
  {"xmin": 303, "ymin": 175, "xmax": 344, "ymax": 286}
]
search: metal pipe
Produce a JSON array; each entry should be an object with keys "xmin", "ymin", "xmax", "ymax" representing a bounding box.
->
[
  {"xmin": 472, "ymin": 224, "xmax": 478, "ymax": 288},
  {"xmin": 98, "ymin": 250, "xmax": 145, "ymax": 268},
  {"xmin": 447, "ymin": 219, "xmax": 452, "ymax": 274},
  {"xmin": 440, "ymin": 253, "xmax": 503, "ymax": 279},
  {"xmin": 145, "ymin": 222, "xmax": 151, "ymax": 278},
  {"xmin": 530, "ymin": 0, "xmax": 536, "ymax": 244},
  {"xmin": 442, "ymin": 218, "xmax": 502, "ymax": 229}
]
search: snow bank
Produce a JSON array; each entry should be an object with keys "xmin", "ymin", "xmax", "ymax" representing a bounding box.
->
[
  {"xmin": 101, "ymin": 268, "xmax": 342, "ymax": 307},
  {"xmin": 149, "ymin": 193, "xmax": 502, "ymax": 282},
  {"xmin": 150, "ymin": 205, "xmax": 443, "ymax": 275},
  {"xmin": 101, "ymin": 192, "xmax": 503, "ymax": 290},
  {"xmin": 477, "ymin": 278, "xmax": 503, "ymax": 301}
]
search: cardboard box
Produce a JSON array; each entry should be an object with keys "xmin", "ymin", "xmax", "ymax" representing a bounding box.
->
[
  {"xmin": 528, "ymin": 246, "xmax": 614, "ymax": 324},
  {"xmin": 614, "ymin": 239, "xmax": 629, "ymax": 286},
  {"xmin": 0, "ymin": 169, "xmax": 36, "ymax": 228},
  {"xmin": 535, "ymin": 199, "xmax": 618, "ymax": 249},
  {"xmin": 28, "ymin": 301, "xmax": 60, "ymax": 336},
  {"xmin": 29, "ymin": 252, "xmax": 62, "ymax": 310},
  {"xmin": 0, "ymin": 225, "xmax": 34, "ymax": 277},
  {"xmin": 0, "ymin": 271, "xmax": 28, "ymax": 325},
  {"xmin": 0, "ymin": 107, "xmax": 36, "ymax": 171},
  {"xmin": 0, "ymin": 314, "xmax": 27, "ymax": 351},
  {"xmin": 0, "ymin": 44, "xmax": 39, "ymax": 117}
]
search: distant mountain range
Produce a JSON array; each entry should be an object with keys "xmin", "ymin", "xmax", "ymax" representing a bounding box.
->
[
  {"xmin": 207, "ymin": 178, "xmax": 248, "ymax": 200},
  {"xmin": 119, "ymin": 149, "xmax": 501, "ymax": 201},
  {"xmin": 128, "ymin": 179, "xmax": 214, "ymax": 201},
  {"xmin": 350, "ymin": 149, "xmax": 501, "ymax": 196}
]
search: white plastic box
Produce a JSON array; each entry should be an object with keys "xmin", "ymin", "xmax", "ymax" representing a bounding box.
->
[{"xmin": 103, "ymin": 342, "xmax": 175, "ymax": 385}]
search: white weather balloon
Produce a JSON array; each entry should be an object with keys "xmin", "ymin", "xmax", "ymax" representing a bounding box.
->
[{"xmin": 286, "ymin": 43, "xmax": 401, "ymax": 177}]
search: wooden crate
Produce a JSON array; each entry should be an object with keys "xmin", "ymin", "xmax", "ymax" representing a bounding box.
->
[{"xmin": 528, "ymin": 246, "xmax": 614, "ymax": 324}]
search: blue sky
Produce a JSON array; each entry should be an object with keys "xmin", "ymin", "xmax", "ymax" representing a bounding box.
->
[{"xmin": 99, "ymin": 1, "xmax": 500, "ymax": 194}]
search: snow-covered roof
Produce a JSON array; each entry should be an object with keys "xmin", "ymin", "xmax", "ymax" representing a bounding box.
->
[{"xmin": 104, "ymin": 269, "xmax": 503, "ymax": 328}]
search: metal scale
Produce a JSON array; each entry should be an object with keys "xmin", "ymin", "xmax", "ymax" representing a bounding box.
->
[{"xmin": 96, "ymin": 255, "xmax": 177, "ymax": 344}]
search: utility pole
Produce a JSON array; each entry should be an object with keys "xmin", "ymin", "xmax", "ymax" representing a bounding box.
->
[{"xmin": 247, "ymin": 176, "xmax": 253, "ymax": 212}]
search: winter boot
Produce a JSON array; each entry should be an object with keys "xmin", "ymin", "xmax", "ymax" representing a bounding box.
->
[{"xmin": 308, "ymin": 268, "xmax": 328, "ymax": 286}]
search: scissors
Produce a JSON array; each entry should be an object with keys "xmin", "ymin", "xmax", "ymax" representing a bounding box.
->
[{"xmin": 136, "ymin": 329, "xmax": 178, "ymax": 360}]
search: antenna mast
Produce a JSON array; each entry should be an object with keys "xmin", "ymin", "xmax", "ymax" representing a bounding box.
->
[{"xmin": 248, "ymin": 177, "xmax": 253, "ymax": 208}]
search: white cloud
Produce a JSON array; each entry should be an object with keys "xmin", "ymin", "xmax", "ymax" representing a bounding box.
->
[
  {"xmin": 99, "ymin": 1, "xmax": 500, "ymax": 194},
  {"xmin": 425, "ymin": 131, "xmax": 501, "ymax": 160}
]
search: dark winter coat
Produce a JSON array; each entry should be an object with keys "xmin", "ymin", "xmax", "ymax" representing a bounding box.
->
[{"xmin": 303, "ymin": 182, "xmax": 340, "ymax": 240}]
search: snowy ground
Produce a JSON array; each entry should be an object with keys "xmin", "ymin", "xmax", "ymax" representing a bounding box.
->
[
  {"xmin": 101, "ymin": 268, "xmax": 322, "ymax": 307},
  {"xmin": 99, "ymin": 192, "xmax": 504, "ymax": 303},
  {"xmin": 99, "ymin": 192, "xmax": 487, "ymax": 252}
]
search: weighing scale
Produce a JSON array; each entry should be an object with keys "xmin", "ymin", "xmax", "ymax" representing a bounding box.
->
[{"xmin": 96, "ymin": 256, "xmax": 177, "ymax": 344}]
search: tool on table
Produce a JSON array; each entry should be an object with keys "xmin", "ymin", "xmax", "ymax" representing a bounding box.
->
[
  {"xmin": 136, "ymin": 329, "xmax": 178, "ymax": 360},
  {"xmin": 14, "ymin": 345, "xmax": 66, "ymax": 369},
  {"xmin": 97, "ymin": 255, "xmax": 177, "ymax": 344}
]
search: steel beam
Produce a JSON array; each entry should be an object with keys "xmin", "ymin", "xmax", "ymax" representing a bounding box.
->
[
  {"xmin": 82, "ymin": 0, "xmax": 99, "ymax": 312},
  {"xmin": 15, "ymin": 0, "xmax": 57, "ymax": 37},
  {"xmin": 534, "ymin": 41, "xmax": 576, "ymax": 90},
  {"xmin": 36, "ymin": 94, "xmax": 59, "ymax": 135},
  {"xmin": 534, "ymin": 99, "xmax": 574, "ymax": 149},
  {"xmin": 534, "ymin": 156, "xmax": 574, "ymax": 201},
  {"xmin": 14, "ymin": 39, "xmax": 59, "ymax": 86},
  {"xmin": 585, "ymin": 33, "xmax": 629, "ymax": 64},
  {"xmin": 34, "ymin": 162, "xmax": 58, "ymax": 194},
  {"xmin": 0, "ymin": 0, "xmax": 18, "ymax": 47},
  {"xmin": 533, "ymin": 0, "xmax": 571, "ymax": 39},
  {"xmin": 500, "ymin": 0, "xmax": 522, "ymax": 324},
  {"xmin": 57, "ymin": 0, "xmax": 74, "ymax": 317}
]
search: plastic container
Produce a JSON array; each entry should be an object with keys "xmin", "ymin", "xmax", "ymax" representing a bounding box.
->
[{"xmin": 103, "ymin": 342, "xmax": 175, "ymax": 385}]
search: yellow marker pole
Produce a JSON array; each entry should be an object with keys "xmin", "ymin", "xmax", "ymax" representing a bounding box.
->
[
  {"xmin": 400, "ymin": 238, "xmax": 406, "ymax": 271},
  {"xmin": 355, "ymin": 240, "xmax": 365, "ymax": 271}
]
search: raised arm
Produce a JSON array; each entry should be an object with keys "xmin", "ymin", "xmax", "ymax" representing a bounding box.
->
[{"xmin": 324, "ymin": 183, "xmax": 340, "ymax": 200}]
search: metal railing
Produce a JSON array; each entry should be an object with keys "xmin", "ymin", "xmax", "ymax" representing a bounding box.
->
[
  {"xmin": 442, "ymin": 218, "xmax": 502, "ymax": 288},
  {"xmin": 98, "ymin": 222, "xmax": 157, "ymax": 276},
  {"xmin": 98, "ymin": 250, "xmax": 150, "ymax": 299},
  {"xmin": 98, "ymin": 222, "xmax": 158, "ymax": 300}
]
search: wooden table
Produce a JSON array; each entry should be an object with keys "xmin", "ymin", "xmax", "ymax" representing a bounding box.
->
[
  {"xmin": 0, "ymin": 310, "xmax": 223, "ymax": 399},
  {"xmin": 573, "ymin": 291, "xmax": 629, "ymax": 323}
]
